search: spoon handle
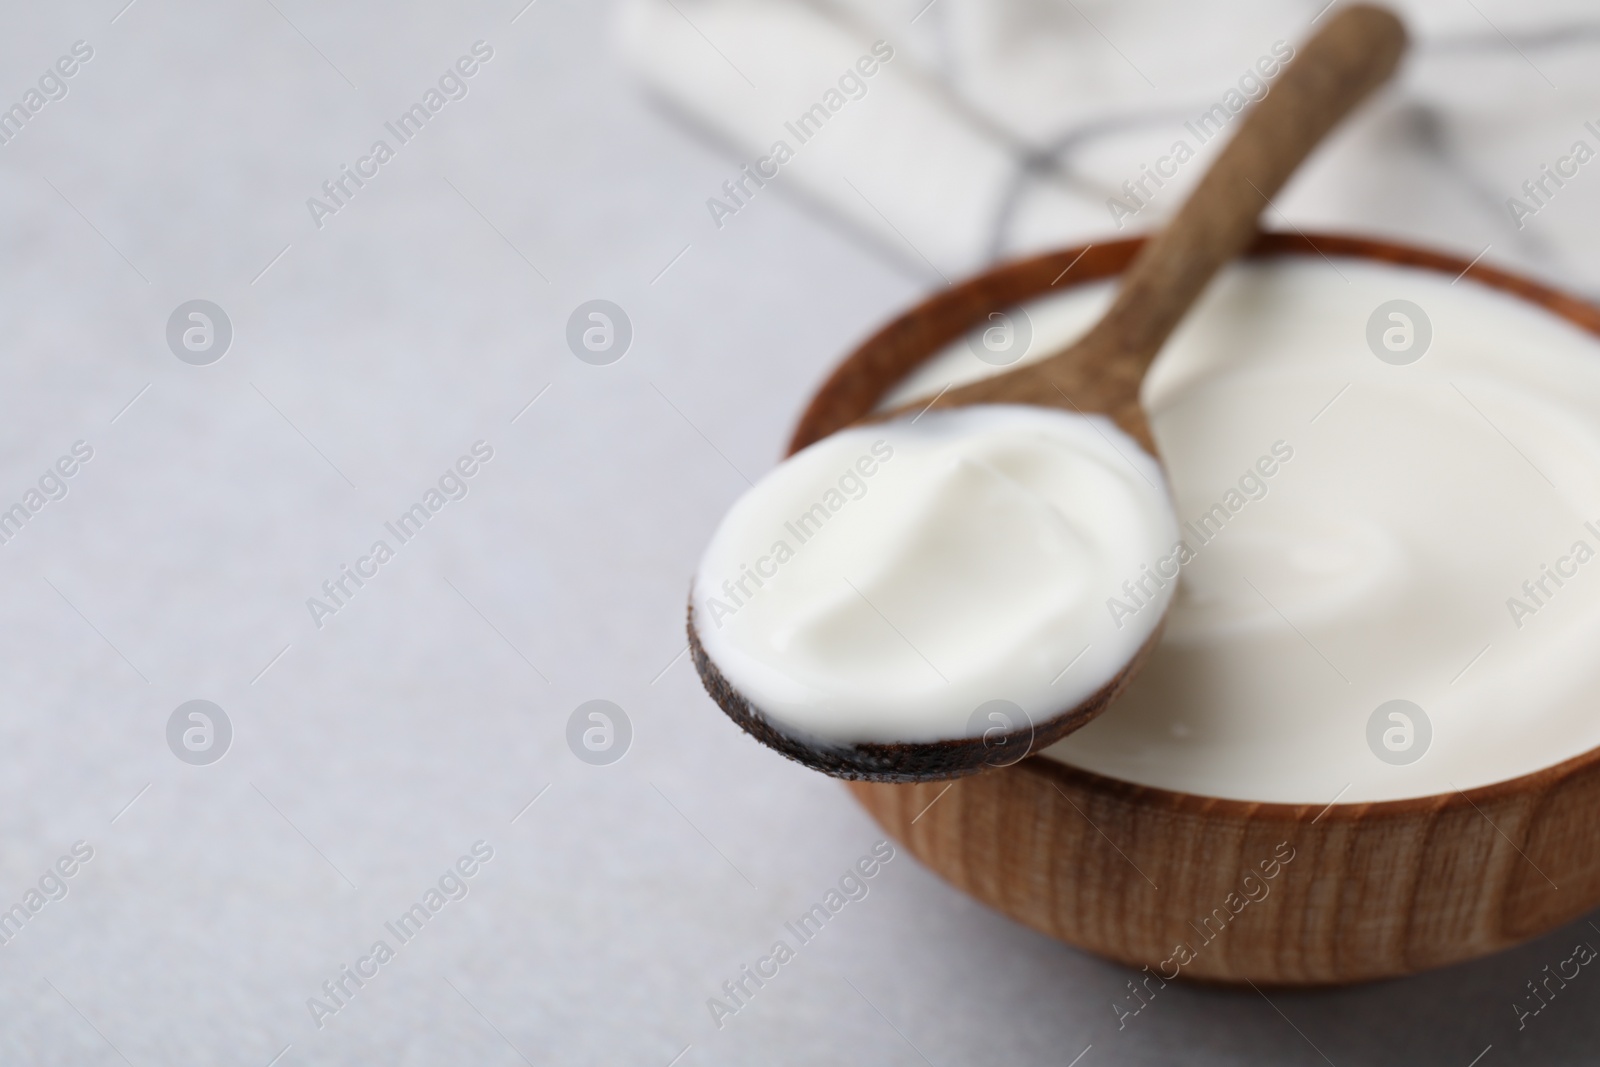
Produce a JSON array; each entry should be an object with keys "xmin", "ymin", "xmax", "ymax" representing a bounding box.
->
[
  {"xmin": 1079, "ymin": 5, "xmax": 1407, "ymax": 376},
  {"xmin": 863, "ymin": 6, "xmax": 1407, "ymax": 449}
]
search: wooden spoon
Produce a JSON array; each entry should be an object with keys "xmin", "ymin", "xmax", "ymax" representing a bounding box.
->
[{"xmin": 690, "ymin": 4, "xmax": 1408, "ymax": 781}]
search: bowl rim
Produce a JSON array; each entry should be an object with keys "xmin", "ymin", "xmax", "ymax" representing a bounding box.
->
[{"xmin": 792, "ymin": 229, "xmax": 1600, "ymax": 822}]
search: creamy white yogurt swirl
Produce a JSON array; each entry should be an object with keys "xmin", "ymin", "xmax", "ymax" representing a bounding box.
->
[
  {"xmin": 887, "ymin": 258, "xmax": 1600, "ymax": 803},
  {"xmin": 694, "ymin": 405, "xmax": 1179, "ymax": 745}
]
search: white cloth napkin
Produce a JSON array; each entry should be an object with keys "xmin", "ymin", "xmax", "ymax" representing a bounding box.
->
[{"xmin": 617, "ymin": 0, "xmax": 1600, "ymax": 292}]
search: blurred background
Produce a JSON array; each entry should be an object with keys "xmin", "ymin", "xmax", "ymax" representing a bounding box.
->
[{"xmin": 0, "ymin": 0, "xmax": 1597, "ymax": 1062}]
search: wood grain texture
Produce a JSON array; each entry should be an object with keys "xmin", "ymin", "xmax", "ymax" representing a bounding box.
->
[{"xmin": 807, "ymin": 232, "xmax": 1600, "ymax": 984}]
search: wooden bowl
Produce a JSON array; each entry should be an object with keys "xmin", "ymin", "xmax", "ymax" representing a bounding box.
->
[{"xmin": 790, "ymin": 232, "xmax": 1600, "ymax": 986}]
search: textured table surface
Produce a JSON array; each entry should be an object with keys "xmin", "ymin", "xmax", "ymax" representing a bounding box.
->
[{"xmin": 1, "ymin": 0, "xmax": 1599, "ymax": 1063}]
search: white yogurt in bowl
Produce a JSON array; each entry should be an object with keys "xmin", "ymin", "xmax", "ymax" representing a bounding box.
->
[{"xmin": 885, "ymin": 257, "xmax": 1600, "ymax": 803}]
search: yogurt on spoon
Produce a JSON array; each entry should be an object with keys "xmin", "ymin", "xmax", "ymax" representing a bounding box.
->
[{"xmin": 692, "ymin": 405, "xmax": 1179, "ymax": 748}]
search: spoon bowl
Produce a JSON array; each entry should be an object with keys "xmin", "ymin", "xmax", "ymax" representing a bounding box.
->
[{"xmin": 687, "ymin": 600, "xmax": 1166, "ymax": 780}]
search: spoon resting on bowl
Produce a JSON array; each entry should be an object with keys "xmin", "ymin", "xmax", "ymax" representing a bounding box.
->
[{"xmin": 689, "ymin": 5, "xmax": 1408, "ymax": 781}]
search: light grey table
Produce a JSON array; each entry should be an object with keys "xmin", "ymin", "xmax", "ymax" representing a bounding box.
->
[{"xmin": 0, "ymin": 0, "xmax": 1594, "ymax": 1063}]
